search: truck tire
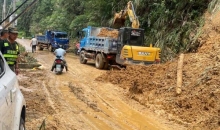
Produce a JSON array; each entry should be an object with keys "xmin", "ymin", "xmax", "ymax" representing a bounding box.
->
[
  {"xmin": 103, "ymin": 60, "xmax": 109, "ymax": 70},
  {"xmin": 95, "ymin": 53, "xmax": 104, "ymax": 69},
  {"xmin": 39, "ymin": 47, "xmax": 44, "ymax": 50},
  {"xmin": 80, "ymin": 51, "xmax": 87, "ymax": 64},
  {"xmin": 74, "ymin": 48, "xmax": 79, "ymax": 55},
  {"xmin": 38, "ymin": 46, "xmax": 43, "ymax": 51}
]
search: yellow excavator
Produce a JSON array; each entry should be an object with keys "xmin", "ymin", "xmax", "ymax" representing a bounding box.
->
[
  {"xmin": 111, "ymin": 1, "xmax": 161, "ymax": 67},
  {"xmin": 112, "ymin": 1, "xmax": 140, "ymax": 29}
]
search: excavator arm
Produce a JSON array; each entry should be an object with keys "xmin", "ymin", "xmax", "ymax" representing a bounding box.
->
[{"xmin": 112, "ymin": 1, "xmax": 140, "ymax": 29}]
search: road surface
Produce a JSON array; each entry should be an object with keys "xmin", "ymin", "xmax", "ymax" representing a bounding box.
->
[{"xmin": 16, "ymin": 39, "xmax": 184, "ymax": 130}]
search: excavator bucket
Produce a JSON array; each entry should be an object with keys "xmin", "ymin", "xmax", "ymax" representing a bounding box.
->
[{"xmin": 112, "ymin": 11, "xmax": 126, "ymax": 29}]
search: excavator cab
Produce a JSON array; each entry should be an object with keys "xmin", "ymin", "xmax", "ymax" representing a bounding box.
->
[
  {"xmin": 115, "ymin": 27, "xmax": 160, "ymax": 66},
  {"xmin": 119, "ymin": 27, "xmax": 144, "ymax": 46},
  {"xmin": 115, "ymin": 27, "xmax": 144, "ymax": 65}
]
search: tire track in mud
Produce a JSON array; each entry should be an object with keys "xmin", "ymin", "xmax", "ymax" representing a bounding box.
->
[
  {"xmin": 67, "ymin": 80, "xmax": 133, "ymax": 130},
  {"xmin": 18, "ymin": 39, "xmax": 178, "ymax": 130},
  {"xmin": 64, "ymin": 59, "xmax": 165, "ymax": 130}
]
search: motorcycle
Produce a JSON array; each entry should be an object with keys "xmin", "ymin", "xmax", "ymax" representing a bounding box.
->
[{"xmin": 54, "ymin": 56, "xmax": 64, "ymax": 74}]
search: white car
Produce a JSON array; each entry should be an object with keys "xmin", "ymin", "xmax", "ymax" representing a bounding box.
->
[{"xmin": 0, "ymin": 52, "xmax": 26, "ymax": 130}]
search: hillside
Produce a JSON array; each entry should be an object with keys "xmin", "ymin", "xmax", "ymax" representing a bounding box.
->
[{"xmin": 96, "ymin": 9, "xmax": 220, "ymax": 129}]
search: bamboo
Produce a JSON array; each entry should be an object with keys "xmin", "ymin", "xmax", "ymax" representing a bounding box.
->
[{"xmin": 176, "ymin": 53, "xmax": 184, "ymax": 94}]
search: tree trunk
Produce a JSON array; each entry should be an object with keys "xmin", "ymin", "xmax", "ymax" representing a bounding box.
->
[{"xmin": 176, "ymin": 53, "xmax": 184, "ymax": 94}]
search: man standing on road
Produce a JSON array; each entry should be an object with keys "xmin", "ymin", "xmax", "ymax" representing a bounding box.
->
[
  {"xmin": 30, "ymin": 36, "xmax": 37, "ymax": 53},
  {"xmin": 51, "ymin": 45, "xmax": 68, "ymax": 72},
  {"xmin": 0, "ymin": 27, "xmax": 20, "ymax": 74},
  {"xmin": 74, "ymin": 41, "xmax": 80, "ymax": 55},
  {"xmin": 0, "ymin": 29, "xmax": 9, "ymax": 41}
]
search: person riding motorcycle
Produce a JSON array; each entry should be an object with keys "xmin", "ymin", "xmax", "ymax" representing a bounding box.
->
[{"xmin": 51, "ymin": 45, "xmax": 68, "ymax": 71}]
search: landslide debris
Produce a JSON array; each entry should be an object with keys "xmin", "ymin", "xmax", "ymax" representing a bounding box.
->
[
  {"xmin": 97, "ymin": 28, "xmax": 119, "ymax": 39},
  {"xmin": 18, "ymin": 45, "xmax": 38, "ymax": 64},
  {"xmin": 96, "ymin": 11, "xmax": 220, "ymax": 129}
]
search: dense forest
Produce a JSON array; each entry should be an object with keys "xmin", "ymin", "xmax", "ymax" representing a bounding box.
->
[{"xmin": 1, "ymin": 0, "xmax": 217, "ymax": 61}]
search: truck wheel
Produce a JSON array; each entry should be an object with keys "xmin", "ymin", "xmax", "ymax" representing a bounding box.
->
[
  {"xmin": 38, "ymin": 46, "xmax": 43, "ymax": 51},
  {"xmin": 80, "ymin": 51, "xmax": 87, "ymax": 64},
  {"xmin": 49, "ymin": 45, "xmax": 53, "ymax": 52},
  {"xmin": 74, "ymin": 48, "xmax": 79, "ymax": 55},
  {"xmin": 19, "ymin": 117, "xmax": 25, "ymax": 130},
  {"xmin": 95, "ymin": 53, "xmax": 104, "ymax": 69},
  {"xmin": 37, "ymin": 44, "xmax": 43, "ymax": 51},
  {"xmin": 103, "ymin": 60, "xmax": 109, "ymax": 70}
]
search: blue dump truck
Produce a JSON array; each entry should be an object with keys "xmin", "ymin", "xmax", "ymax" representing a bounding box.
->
[
  {"xmin": 78, "ymin": 26, "xmax": 161, "ymax": 70},
  {"xmin": 36, "ymin": 30, "xmax": 69, "ymax": 52},
  {"xmin": 79, "ymin": 26, "xmax": 118, "ymax": 69}
]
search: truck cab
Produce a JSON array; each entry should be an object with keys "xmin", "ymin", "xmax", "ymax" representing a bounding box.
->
[
  {"xmin": 78, "ymin": 27, "xmax": 89, "ymax": 50},
  {"xmin": 0, "ymin": 52, "xmax": 26, "ymax": 129},
  {"xmin": 46, "ymin": 31, "xmax": 69, "ymax": 50}
]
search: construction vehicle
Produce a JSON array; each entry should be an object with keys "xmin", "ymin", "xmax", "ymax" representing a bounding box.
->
[
  {"xmin": 36, "ymin": 30, "xmax": 70, "ymax": 52},
  {"xmin": 114, "ymin": 27, "xmax": 160, "ymax": 67},
  {"xmin": 112, "ymin": 1, "xmax": 139, "ymax": 29},
  {"xmin": 78, "ymin": 1, "xmax": 160, "ymax": 70},
  {"xmin": 111, "ymin": 1, "xmax": 161, "ymax": 67},
  {"xmin": 78, "ymin": 25, "xmax": 160, "ymax": 70},
  {"xmin": 78, "ymin": 26, "xmax": 118, "ymax": 69}
]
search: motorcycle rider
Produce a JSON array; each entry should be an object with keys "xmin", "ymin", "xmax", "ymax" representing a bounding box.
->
[{"xmin": 51, "ymin": 45, "xmax": 68, "ymax": 71}]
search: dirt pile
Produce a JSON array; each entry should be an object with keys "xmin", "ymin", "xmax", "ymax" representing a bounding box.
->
[
  {"xmin": 18, "ymin": 52, "xmax": 38, "ymax": 63},
  {"xmin": 18, "ymin": 70, "xmax": 60, "ymax": 130},
  {"xmin": 96, "ymin": 11, "xmax": 220, "ymax": 129},
  {"xmin": 97, "ymin": 28, "xmax": 119, "ymax": 39},
  {"xmin": 18, "ymin": 44, "xmax": 38, "ymax": 64}
]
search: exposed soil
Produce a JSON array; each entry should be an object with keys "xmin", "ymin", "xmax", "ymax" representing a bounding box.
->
[
  {"xmin": 16, "ymin": 9, "xmax": 220, "ymax": 130},
  {"xmin": 96, "ymin": 10, "xmax": 220, "ymax": 129},
  {"xmin": 16, "ymin": 44, "xmax": 181, "ymax": 130},
  {"xmin": 97, "ymin": 28, "xmax": 119, "ymax": 39}
]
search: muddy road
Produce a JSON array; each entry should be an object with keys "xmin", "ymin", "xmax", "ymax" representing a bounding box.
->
[{"xmin": 16, "ymin": 39, "xmax": 183, "ymax": 130}]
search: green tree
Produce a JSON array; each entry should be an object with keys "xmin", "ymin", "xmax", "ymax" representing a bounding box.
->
[{"xmin": 16, "ymin": 0, "xmax": 213, "ymax": 61}]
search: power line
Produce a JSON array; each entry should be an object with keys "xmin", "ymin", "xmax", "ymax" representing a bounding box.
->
[
  {"xmin": 0, "ymin": 0, "xmax": 30, "ymax": 25},
  {"xmin": 2, "ymin": 0, "xmax": 39, "ymax": 30}
]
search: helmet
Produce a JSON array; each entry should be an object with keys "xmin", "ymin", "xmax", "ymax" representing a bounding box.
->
[{"xmin": 58, "ymin": 45, "xmax": 63, "ymax": 48}]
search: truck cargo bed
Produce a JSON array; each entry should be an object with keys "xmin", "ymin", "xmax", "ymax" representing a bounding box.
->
[
  {"xmin": 82, "ymin": 36, "xmax": 117, "ymax": 54},
  {"xmin": 36, "ymin": 35, "xmax": 49, "ymax": 44}
]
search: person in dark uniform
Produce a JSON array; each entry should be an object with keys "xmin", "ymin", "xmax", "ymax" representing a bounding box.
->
[
  {"xmin": 0, "ymin": 29, "xmax": 9, "ymax": 41},
  {"xmin": 0, "ymin": 27, "xmax": 20, "ymax": 74}
]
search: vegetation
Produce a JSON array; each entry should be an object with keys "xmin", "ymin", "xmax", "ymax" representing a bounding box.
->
[
  {"xmin": 0, "ymin": 0, "xmax": 12, "ymax": 21},
  {"xmin": 0, "ymin": 0, "xmax": 214, "ymax": 61}
]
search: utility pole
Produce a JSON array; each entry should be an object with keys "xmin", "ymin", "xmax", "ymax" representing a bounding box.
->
[
  {"xmin": 2, "ymin": 0, "xmax": 6, "ymax": 24},
  {"xmin": 1, "ymin": 0, "xmax": 39, "ymax": 30},
  {"xmin": 12, "ymin": 0, "xmax": 16, "ymax": 27}
]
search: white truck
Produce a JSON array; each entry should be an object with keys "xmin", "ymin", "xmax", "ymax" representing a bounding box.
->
[{"xmin": 0, "ymin": 52, "xmax": 26, "ymax": 130}]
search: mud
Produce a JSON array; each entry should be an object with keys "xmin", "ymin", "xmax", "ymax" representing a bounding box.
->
[
  {"xmin": 17, "ymin": 50, "xmax": 179, "ymax": 130},
  {"xmin": 96, "ymin": 11, "xmax": 220, "ymax": 129},
  {"xmin": 16, "ymin": 9, "xmax": 220, "ymax": 130}
]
